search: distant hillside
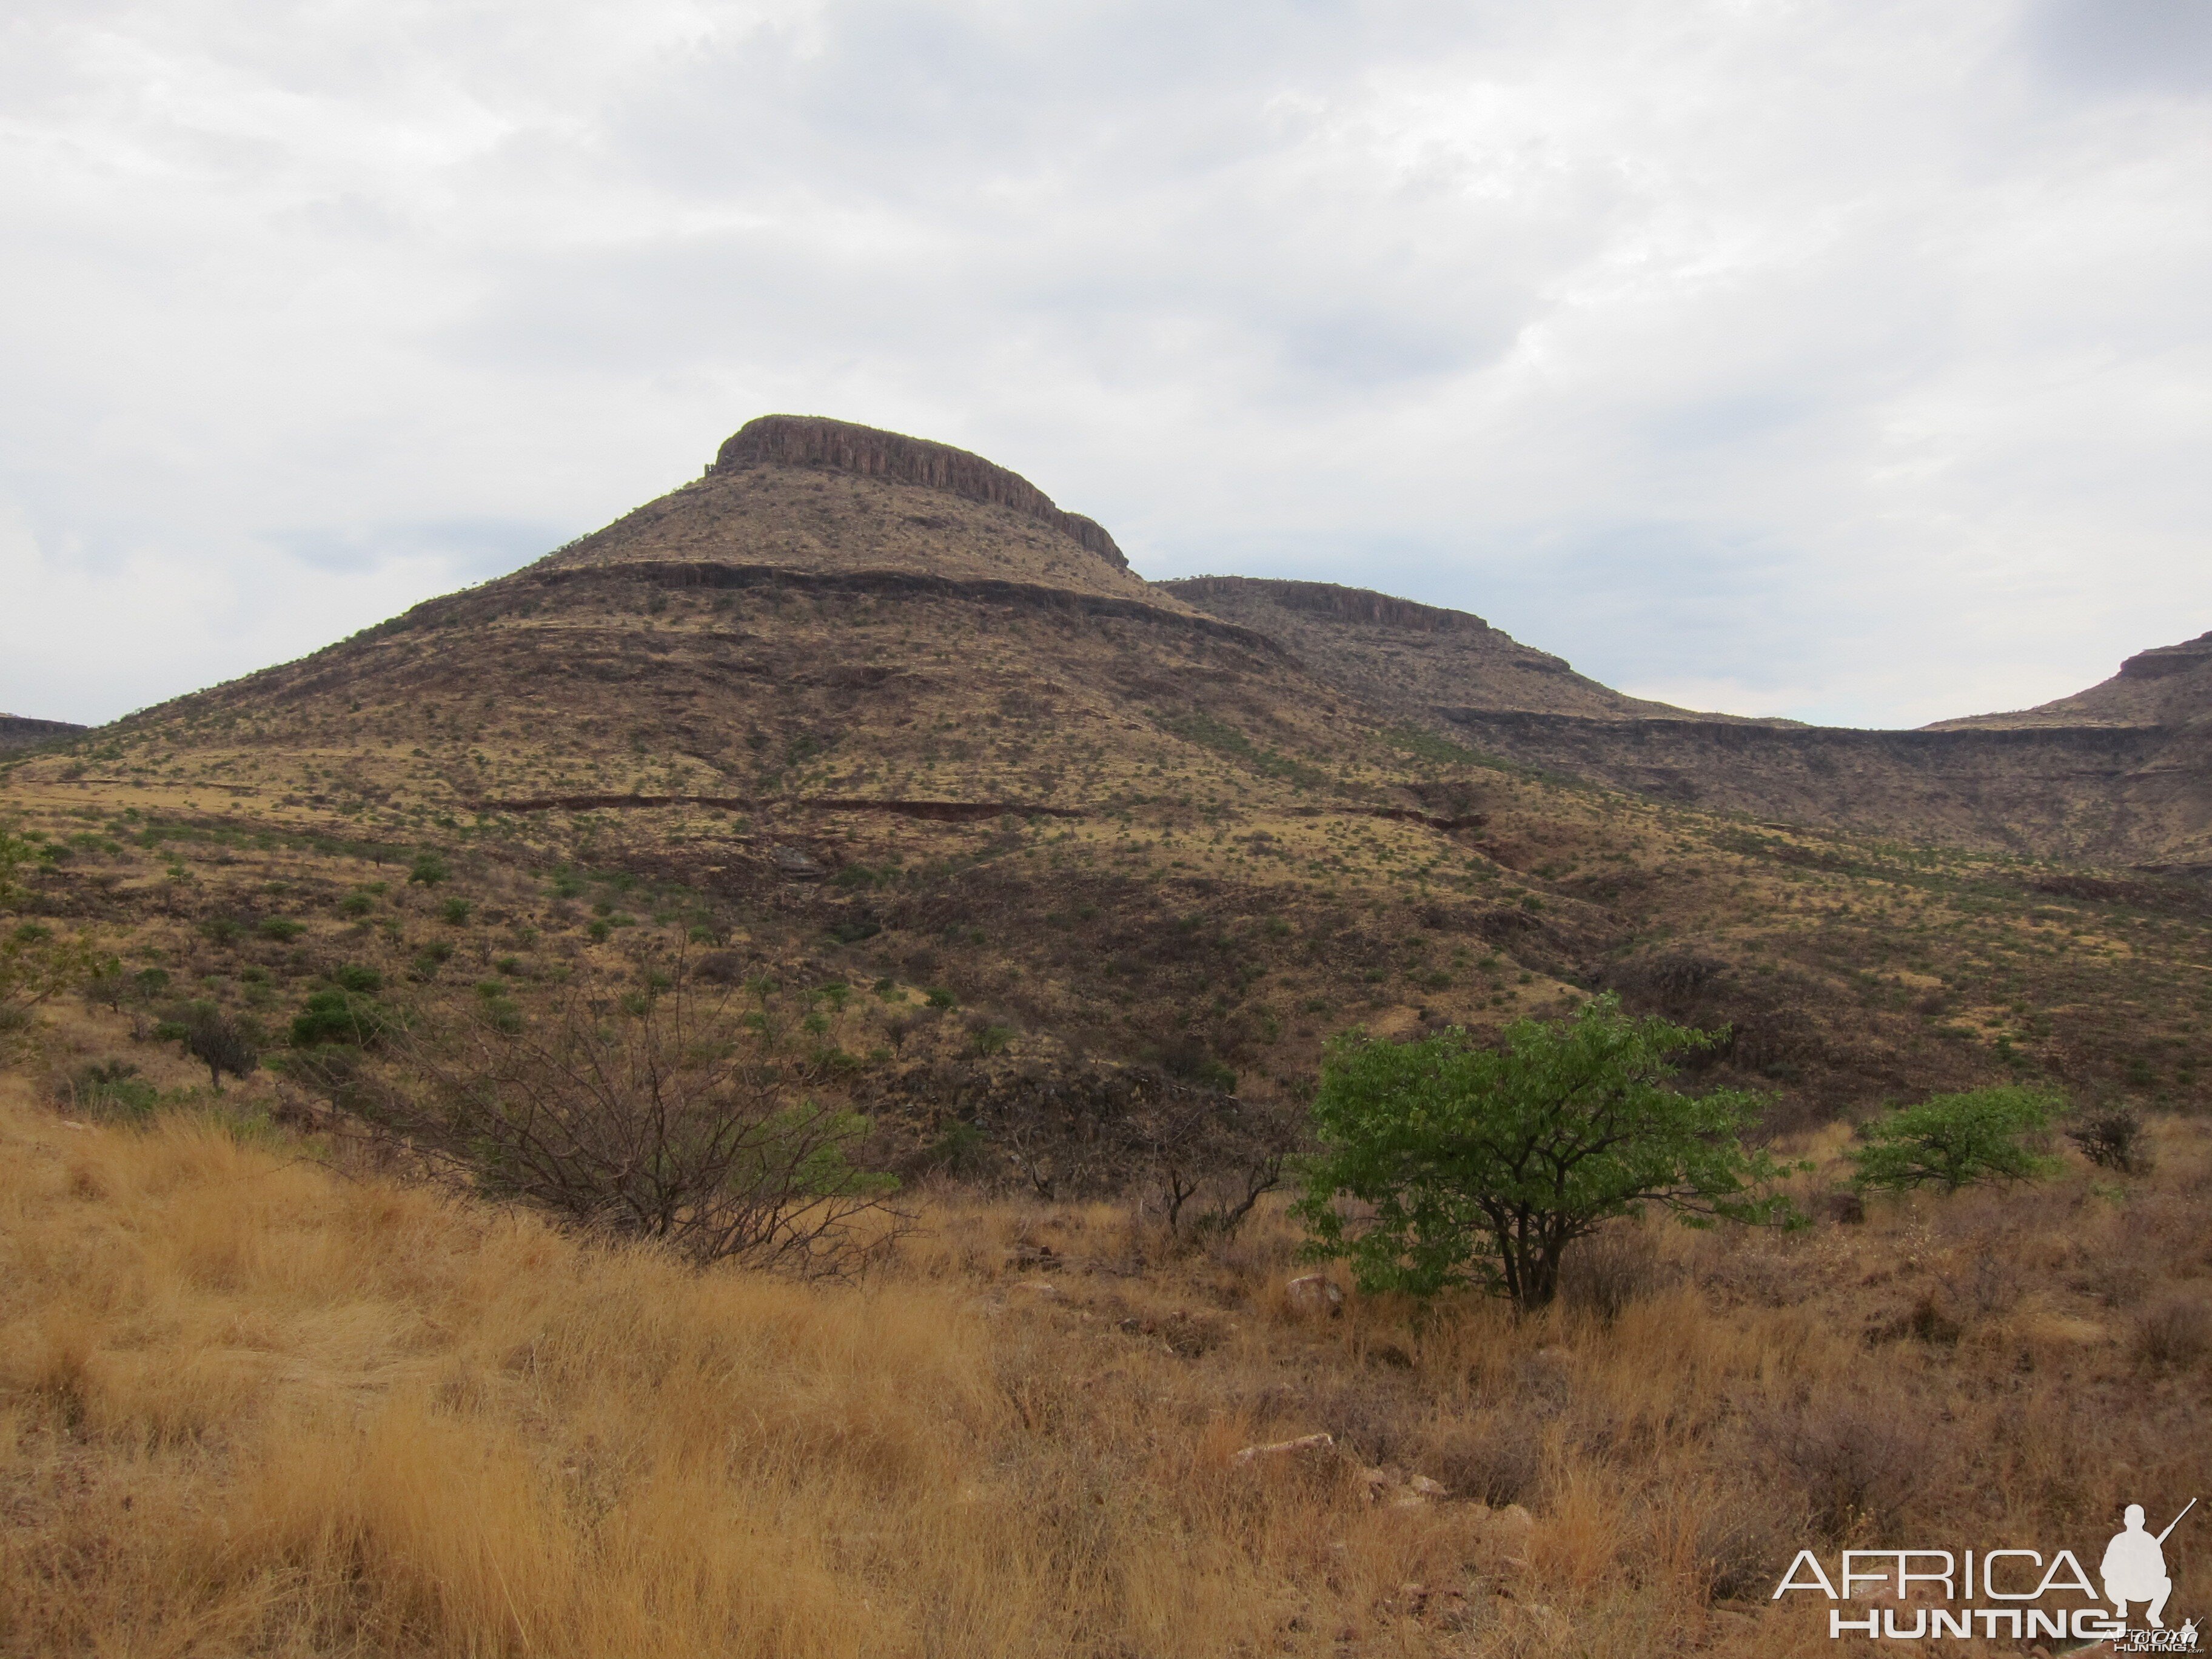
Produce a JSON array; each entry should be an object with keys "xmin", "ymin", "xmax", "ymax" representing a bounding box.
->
[
  {"xmin": 0, "ymin": 714, "xmax": 85, "ymax": 753},
  {"xmin": 8, "ymin": 417, "xmax": 2208, "ymax": 1659},
  {"xmin": 1925, "ymin": 631, "xmax": 2212, "ymax": 731},
  {"xmin": 1165, "ymin": 580, "xmax": 2212, "ymax": 873},
  {"xmin": 5, "ymin": 414, "xmax": 2207, "ymax": 1134},
  {"xmin": 1156, "ymin": 577, "xmax": 1783, "ymax": 725}
]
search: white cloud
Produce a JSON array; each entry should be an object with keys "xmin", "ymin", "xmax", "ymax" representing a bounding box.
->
[{"xmin": 1, "ymin": 0, "xmax": 2207, "ymax": 726}]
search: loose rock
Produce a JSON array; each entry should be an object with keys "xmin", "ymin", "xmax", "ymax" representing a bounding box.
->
[{"xmin": 1230, "ymin": 1432, "xmax": 1335, "ymax": 1467}]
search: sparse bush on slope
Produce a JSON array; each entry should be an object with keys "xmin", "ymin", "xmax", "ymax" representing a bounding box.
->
[
  {"xmin": 2, "ymin": 1073, "xmax": 2211, "ymax": 1657},
  {"xmin": 354, "ymin": 952, "xmax": 901, "ymax": 1274},
  {"xmin": 1848, "ymin": 1085, "xmax": 2061, "ymax": 1194}
]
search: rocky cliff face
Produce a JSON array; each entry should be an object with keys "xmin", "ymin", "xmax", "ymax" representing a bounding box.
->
[
  {"xmin": 537, "ymin": 414, "xmax": 1160, "ymax": 606},
  {"xmin": 1167, "ymin": 576, "xmax": 1492, "ymax": 635},
  {"xmin": 2120, "ymin": 632, "xmax": 2212, "ymax": 684},
  {"xmin": 1926, "ymin": 630, "xmax": 2212, "ymax": 732},
  {"xmin": 1161, "ymin": 575, "xmax": 1764, "ymax": 723},
  {"xmin": 0, "ymin": 715, "xmax": 85, "ymax": 753},
  {"xmin": 714, "ymin": 415, "xmax": 1128, "ymax": 569}
]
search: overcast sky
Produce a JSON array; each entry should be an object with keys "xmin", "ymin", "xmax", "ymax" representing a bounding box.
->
[{"xmin": 3, "ymin": 0, "xmax": 2208, "ymax": 729}]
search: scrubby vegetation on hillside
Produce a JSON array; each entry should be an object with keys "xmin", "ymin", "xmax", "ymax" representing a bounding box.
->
[
  {"xmin": 4, "ymin": 427, "xmax": 2208, "ymax": 1654},
  {"xmin": 3, "ymin": 1032, "xmax": 2207, "ymax": 1657}
]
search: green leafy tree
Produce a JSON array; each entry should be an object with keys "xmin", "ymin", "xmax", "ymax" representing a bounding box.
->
[
  {"xmin": 1295, "ymin": 995, "xmax": 1795, "ymax": 1308},
  {"xmin": 1849, "ymin": 1087, "xmax": 2060, "ymax": 1194}
]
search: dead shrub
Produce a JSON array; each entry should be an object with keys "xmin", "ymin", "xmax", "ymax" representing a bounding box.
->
[
  {"xmin": 2068, "ymin": 1104, "xmax": 2151, "ymax": 1174},
  {"xmin": 1903, "ymin": 1292, "xmax": 1963, "ymax": 1346},
  {"xmin": 1424, "ymin": 1414, "xmax": 1542, "ymax": 1506},
  {"xmin": 1695, "ymin": 1492, "xmax": 1800, "ymax": 1602},
  {"xmin": 1296, "ymin": 1376, "xmax": 1426, "ymax": 1469},
  {"xmin": 1758, "ymin": 1398, "xmax": 1926, "ymax": 1540},
  {"xmin": 2131, "ymin": 1295, "xmax": 2210, "ymax": 1370},
  {"xmin": 1560, "ymin": 1225, "xmax": 1667, "ymax": 1324},
  {"xmin": 357, "ymin": 951, "xmax": 903, "ymax": 1274}
]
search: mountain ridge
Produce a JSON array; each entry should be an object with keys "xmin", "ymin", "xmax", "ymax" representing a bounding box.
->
[{"xmin": 1164, "ymin": 576, "xmax": 2212, "ymax": 870}]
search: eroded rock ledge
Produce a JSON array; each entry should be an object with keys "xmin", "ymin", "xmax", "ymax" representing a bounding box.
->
[
  {"xmin": 526, "ymin": 561, "xmax": 1282, "ymax": 654},
  {"xmin": 713, "ymin": 415, "xmax": 1128, "ymax": 569},
  {"xmin": 2119, "ymin": 632, "xmax": 2212, "ymax": 682},
  {"xmin": 1161, "ymin": 575, "xmax": 1495, "ymax": 635},
  {"xmin": 472, "ymin": 793, "xmax": 1086, "ymax": 822}
]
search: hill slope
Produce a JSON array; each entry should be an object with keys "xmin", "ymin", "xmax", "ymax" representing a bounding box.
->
[
  {"xmin": 1167, "ymin": 579, "xmax": 2212, "ymax": 871},
  {"xmin": 3, "ymin": 415, "xmax": 2208, "ymax": 1144}
]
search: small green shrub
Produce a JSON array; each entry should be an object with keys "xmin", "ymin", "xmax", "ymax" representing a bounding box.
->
[
  {"xmin": 290, "ymin": 988, "xmax": 388, "ymax": 1049},
  {"xmin": 408, "ymin": 852, "xmax": 449, "ymax": 886},
  {"xmin": 258, "ymin": 917, "xmax": 306, "ymax": 942},
  {"xmin": 1850, "ymin": 1087, "xmax": 2062, "ymax": 1195},
  {"xmin": 439, "ymin": 898, "xmax": 474, "ymax": 927},
  {"xmin": 61, "ymin": 1059, "xmax": 161, "ymax": 1121}
]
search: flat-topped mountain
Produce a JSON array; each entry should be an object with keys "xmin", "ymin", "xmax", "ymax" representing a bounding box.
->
[
  {"xmin": 5, "ymin": 414, "xmax": 2207, "ymax": 1133},
  {"xmin": 539, "ymin": 414, "xmax": 1168, "ymax": 607}
]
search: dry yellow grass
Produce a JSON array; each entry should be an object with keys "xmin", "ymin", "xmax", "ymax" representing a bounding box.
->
[{"xmin": 4, "ymin": 1039, "xmax": 2208, "ymax": 1657}]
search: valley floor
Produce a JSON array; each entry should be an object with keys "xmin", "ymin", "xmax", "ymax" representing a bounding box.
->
[{"xmin": 2, "ymin": 1008, "xmax": 2207, "ymax": 1658}]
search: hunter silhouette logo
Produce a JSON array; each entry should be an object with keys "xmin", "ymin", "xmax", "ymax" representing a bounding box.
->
[
  {"xmin": 2105, "ymin": 1501, "xmax": 2191, "ymax": 1629},
  {"xmin": 1774, "ymin": 1496, "xmax": 2199, "ymax": 1646}
]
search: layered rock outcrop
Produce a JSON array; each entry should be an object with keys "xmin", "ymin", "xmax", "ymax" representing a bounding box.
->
[
  {"xmin": 714, "ymin": 415, "xmax": 1128, "ymax": 569},
  {"xmin": 1167, "ymin": 577, "xmax": 1489, "ymax": 636},
  {"xmin": 2120, "ymin": 632, "xmax": 2212, "ymax": 683}
]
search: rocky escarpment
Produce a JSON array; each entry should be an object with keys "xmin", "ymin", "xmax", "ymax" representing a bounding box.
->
[
  {"xmin": 0, "ymin": 715, "xmax": 85, "ymax": 753},
  {"xmin": 1168, "ymin": 577, "xmax": 2212, "ymax": 867},
  {"xmin": 1439, "ymin": 708, "xmax": 2182, "ymax": 859},
  {"xmin": 1925, "ymin": 629, "xmax": 2212, "ymax": 732},
  {"xmin": 2119, "ymin": 632, "xmax": 2212, "ymax": 683},
  {"xmin": 1167, "ymin": 576, "xmax": 1498, "ymax": 636},
  {"xmin": 714, "ymin": 415, "xmax": 1127, "ymax": 569},
  {"xmin": 1161, "ymin": 574, "xmax": 1754, "ymax": 723}
]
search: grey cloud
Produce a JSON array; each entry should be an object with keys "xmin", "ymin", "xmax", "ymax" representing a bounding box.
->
[
  {"xmin": 3, "ymin": 0, "xmax": 2210, "ymax": 728},
  {"xmin": 2023, "ymin": 0, "xmax": 2212, "ymax": 95},
  {"xmin": 273, "ymin": 517, "xmax": 571, "ymax": 580}
]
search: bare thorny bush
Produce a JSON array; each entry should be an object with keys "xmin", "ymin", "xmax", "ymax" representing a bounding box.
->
[
  {"xmin": 991, "ymin": 1068, "xmax": 1304, "ymax": 1242},
  {"xmin": 355, "ymin": 949, "xmax": 905, "ymax": 1275}
]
